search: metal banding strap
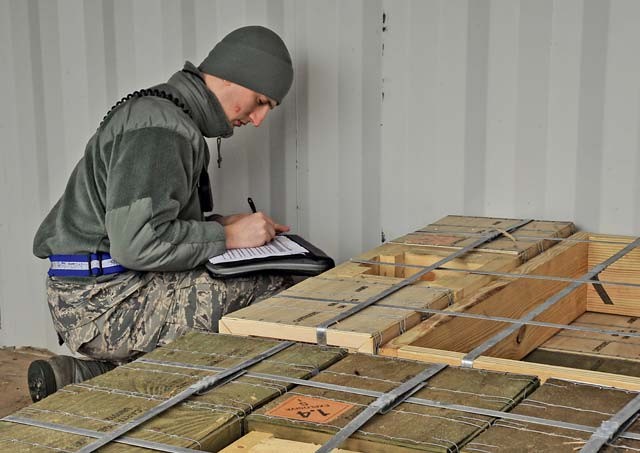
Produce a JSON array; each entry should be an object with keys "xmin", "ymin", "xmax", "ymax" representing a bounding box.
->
[
  {"xmin": 48, "ymin": 253, "xmax": 127, "ymax": 277},
  {"xmin": 315, "ymin": 363, "xmax": 448, "ymax": 453},
  {"xmin": 136, "ymin": 357, "xmax": 640, "ymax": 443},
  {"xmin": 460, "ymin": 236, "xmax": 640, "ymax": 368},
  {"xmin": 314, "ymin": 218, "xmax": 534, "ymax": 347},
  {"xmin": 272, "ymin": 294, "xmax": 640, "ymax": 339},
  {"xmin": 77, "ymin": 340, "xmax": 294, "ymax": 453},
  {"xmin": 579, "ymin": 394, "xmax": 640, "ymax": 453},
  {"xmin": 1, "ymin": 415, "xmax": 201, "ymax": 453}
]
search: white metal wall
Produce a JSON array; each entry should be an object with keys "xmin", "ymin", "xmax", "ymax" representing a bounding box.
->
[
  {"xmin": 1, "ymin": 0, "xmax": 640, "ymax": 350},
  {"xmin": 0, "ymin": 0, "xmax": 383, "ymax": 350},
  {"xmin": 380, "ymin": 0, "xmax": 640, "ymax": 240}
]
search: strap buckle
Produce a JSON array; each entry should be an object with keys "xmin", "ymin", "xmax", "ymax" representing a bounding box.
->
[{"xmin": 89, "ymin": 253, "xmax": 104, "ymax": 276}]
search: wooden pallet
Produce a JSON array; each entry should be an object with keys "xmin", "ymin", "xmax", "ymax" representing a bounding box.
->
[
  {"xmin": 381, "ymin": 232, "xmax": 640, "ymax": 390},
  {"xmin": 221, "ymin": 216, "xmax": 575, "ymax": 353},
  {"xmin": 0, "ymin": 333, "xmax": 345, "ymax": 452}
]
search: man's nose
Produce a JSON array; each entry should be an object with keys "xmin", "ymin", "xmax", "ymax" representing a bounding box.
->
[{"xmin": 249, "ymin": 106, "xmax": 269, "ymax": 127}]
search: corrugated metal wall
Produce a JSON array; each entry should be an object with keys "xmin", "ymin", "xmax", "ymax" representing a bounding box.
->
[
  {"xmin": 1, "ymin": 0, "xmax": 639, "ymax": 350},
  {"xmin": 0, "ymin": 0, "xmax": 383, "ymax": 350},
  {"xmin": 380, "ymin": 0, "xmax": 640, "ymax": 241}
]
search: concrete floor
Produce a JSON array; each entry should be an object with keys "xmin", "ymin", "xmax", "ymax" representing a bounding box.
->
[{"xmin": 0, "ymin": 347, "xmax": 53, "ymax": 417}]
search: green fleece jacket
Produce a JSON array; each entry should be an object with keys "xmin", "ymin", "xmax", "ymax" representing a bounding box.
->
[{"xmin": 33, "ymin": 62, "xmax": 233, "ymax": 271}]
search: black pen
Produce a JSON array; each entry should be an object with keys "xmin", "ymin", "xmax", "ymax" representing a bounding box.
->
[{"xmin": 247, "ymin": 197, "xmax": 257, "ymax": 213}]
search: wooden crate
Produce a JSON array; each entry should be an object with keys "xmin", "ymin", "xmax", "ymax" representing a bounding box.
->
[
  {"xmin": 464, "ymin": 378, "xmax": 640, "ymax": 452},
  {"xmin": 0, "ymin": 333, "xmax": 345, "ymax": 452},
  {"xmin": 381, "ymin": 232, "xmax": 640, "ymax": 391},
  {"xmin": 245, "ymin": 354, "xmax": 539, "ymax": 452},
  {"xmin": 221, "ymin": 216, "xmax": 575, "ymax": 353}
]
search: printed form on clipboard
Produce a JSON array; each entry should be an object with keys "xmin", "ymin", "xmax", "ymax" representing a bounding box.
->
[
  {"xmin": 205, "ymin": 234, "xmax": 335, "ymax": 278},
  {"xmin": 208, "ymin": 235, "xmax": 309, "ymax": 264}
]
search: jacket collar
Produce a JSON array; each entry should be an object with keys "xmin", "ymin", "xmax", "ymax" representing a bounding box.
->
[{"xmin": 166, "ymin": 62, "xmax": 234, "ymax": 139}]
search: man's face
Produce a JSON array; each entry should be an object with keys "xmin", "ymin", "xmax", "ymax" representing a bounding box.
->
[{"xmin": 222, "ymin": 82, "xmax": 277, "ymax": 128}]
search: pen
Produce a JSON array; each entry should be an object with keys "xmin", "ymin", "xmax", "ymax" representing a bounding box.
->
[{"xmin": 247, "ymin": 197, "xmax": 257, "ymax": 213}]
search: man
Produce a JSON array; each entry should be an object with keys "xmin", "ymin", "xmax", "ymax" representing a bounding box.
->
[{"xmin": 29, "ymin": 26, "xmax": 295, "ymax": 401}]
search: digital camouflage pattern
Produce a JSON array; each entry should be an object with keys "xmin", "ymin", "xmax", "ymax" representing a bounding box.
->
[{"xmin": 47, "ymin": 269, "xmax": 293, "ymax": 362}]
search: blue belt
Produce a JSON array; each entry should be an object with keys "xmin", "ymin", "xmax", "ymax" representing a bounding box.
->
[{"xmin": 48, "ymin": 253, "xmax": 127, "ymax": 277}]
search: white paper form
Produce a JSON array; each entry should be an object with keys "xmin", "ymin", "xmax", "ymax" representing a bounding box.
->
[{"xmin": 208, "ymin": 235, "xmax": 309, "ymax": 264}]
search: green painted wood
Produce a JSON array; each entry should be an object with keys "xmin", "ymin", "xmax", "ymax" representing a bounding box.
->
[
  {"xmin": 247, "ymin": 354, "xmax": 539, "ymax": 452},
  {"xmin": 465, "ymin": 378, "xmax": 640, "ymax": 452},
  {"xmin": 0, "ymin": 333, "xmax": 345, "ymax": 452}
]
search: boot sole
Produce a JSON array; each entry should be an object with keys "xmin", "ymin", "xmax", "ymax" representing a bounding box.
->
[{"xmin": 28, "ymin": 360, "xmax": 57, "ymax": 402}]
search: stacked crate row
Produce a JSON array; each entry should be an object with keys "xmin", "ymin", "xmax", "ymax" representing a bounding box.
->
[
  {"xmin": 3, "ymin": 215, "xmax": 640, "ymax": 451},
  {"xmin": 2, "ymin": 331, "xmax": 638, "ymax": 451}
]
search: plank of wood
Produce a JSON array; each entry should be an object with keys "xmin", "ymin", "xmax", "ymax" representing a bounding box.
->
[
  {"xmin": 0, "ymin": 333, "xmax": 345, "ymax": 452},
  {"xmin": 587, "ymin": 234, "xmax": 640, "ymax": 316},
  {"xmin": 535, "ymin": 312, "xmax": 640, "ymax": 363},
  {"xmin": 246, "ymin": 353, "xmax": 537, "ymax": 453},
  {"xmin": 475, "ymin": 356, "xmax": 640, "ymax": 391},
  {"xmin": 220, "ymin": 431, "xmax": 358, "ymax": 452},
  {"xmin": 381, "ymin": 232, "xmax": 589, "ymax": 359},
  {"xmin": 524, "ymin": 349, "xmax": 640, "ymax": 377},
  {"xmin": 276, "ymin": 275, "xmax": 452, "ymax": 309},
  {"xmin": 220, "ymin": 296, "xmax": 424, "ymax": 353},
  {"xmin": 390, "ymin": 345, "xmax": 640, "ymax": 391}
]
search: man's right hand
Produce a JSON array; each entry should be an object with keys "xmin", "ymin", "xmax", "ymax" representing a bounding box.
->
[{"xmin": 224, "ymin": 212, "xmax": 290, "ymax": 249}]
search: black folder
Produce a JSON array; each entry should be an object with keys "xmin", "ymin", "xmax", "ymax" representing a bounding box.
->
[{"xmin": 205, "ymin": 234, "xmax": 335, "ymax": 278}]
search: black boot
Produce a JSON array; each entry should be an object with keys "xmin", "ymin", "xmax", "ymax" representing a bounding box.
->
[{"xmin": 27, "ymin": 355, "xmax": 117, "ymax": 402}]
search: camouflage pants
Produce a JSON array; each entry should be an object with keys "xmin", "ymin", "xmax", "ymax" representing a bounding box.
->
[{"xmin": 46, "ymin": 269, "xmax": 293, "ymax": 362}]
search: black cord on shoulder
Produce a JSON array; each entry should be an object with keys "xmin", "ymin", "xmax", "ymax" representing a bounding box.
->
[{"xmin": 99, "ymin": 88, "xmax": 191, "ymax": 129}]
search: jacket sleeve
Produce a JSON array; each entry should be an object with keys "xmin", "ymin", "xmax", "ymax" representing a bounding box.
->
[{"xmin": 104, "ymin": 127, "xmax": 226, "ymax": 271}]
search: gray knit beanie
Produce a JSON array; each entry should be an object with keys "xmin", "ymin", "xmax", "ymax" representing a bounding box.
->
[{"xmin": 199, "ymin": 26, "xmax": 293, "ymax": 104}]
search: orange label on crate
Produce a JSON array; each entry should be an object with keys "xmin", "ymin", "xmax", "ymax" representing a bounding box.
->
[{"xmin": 265, "ymin": 395, "xmax": 354, "ymax": 423}]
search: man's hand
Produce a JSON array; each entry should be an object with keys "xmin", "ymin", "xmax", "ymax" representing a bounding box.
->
[{"xmin": 224, "ymin": 212, "xmax": 290, "ymax": 248}]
